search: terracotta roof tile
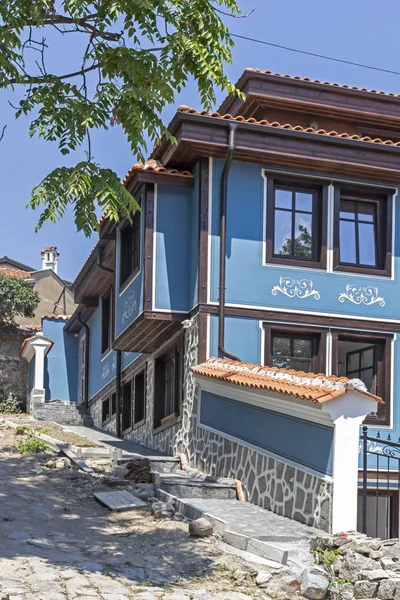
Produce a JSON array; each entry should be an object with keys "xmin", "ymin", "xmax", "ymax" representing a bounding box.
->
[
  {"xmin": 192, "ymin": 358, "xmax": 383, "ymax": 404},
  {"xmin": 244, "ymin": 68, "xmax": 400, "ymax": 98},
  {"xmin": 123, "ymin": 159, "xmax": 193, "ymax": 187},
  {"xmin": 42, "ymin": 314, "xmax": 71, "ymax": 321},
  {"xmin": 177, "ymin": 105, "xmax": 400, "ymax": 147},
  {"xmin": 0, "ymin": 268, "xmax": 32, "ymax": 280}
]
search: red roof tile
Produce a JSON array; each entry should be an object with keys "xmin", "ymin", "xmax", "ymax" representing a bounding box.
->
[
  {"xmin": 0, "ymin": 268, "xmax": 32, "ymax": 280},
  {"xmin": 42, "ymin": 314, "xmax": 71, "ymax": 321},
  {"xmin": 177, "ymin": 106, "xmax": 400, "ymax": 147},
  {"xmin": 192, "ymin": 358, "xmax": 383, "ymax": 404},
  {"xmin": 123, "ymin": 159, "xmax": 193, "ymax": 187}
]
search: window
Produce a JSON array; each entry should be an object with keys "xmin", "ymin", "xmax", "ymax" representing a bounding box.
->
[
  {"xmin": 333, "ymin": 334, "xmax": 390, "ymax": 425},
  {"xmin": 334, "ymin": 186, "xmax": 392, "ymax": 276},
  {"xmin": 134, "ymin": 370, "xmax": 146, "ymax": 426},
  {"xmin": 101, "ymin": 290, "xmax": 112, "ymax": 355},
  {"xmin": 120, "ymin": 209, "xmax": 141, "ymax": 289},
  {"xmin": 111, "ymin": 392, "xmax": 116, "ymax": 417},
  {"xmin": 102, "ymin": 397, "xmax": 110, "ymax": 424},
  {"xmin": 122, "ymin": 379, "xmax": 132, "ymax": 433},
  {"xmin": 266, "ymin": 178, "xmax": 327, "ymax": 269},
  {"xmin": 264, "ymin": 325, "xmax": 324, "ymax": 374},
  {"xmin": 154, "ymin": 338, "xmax": 183, "ymax": 430}
]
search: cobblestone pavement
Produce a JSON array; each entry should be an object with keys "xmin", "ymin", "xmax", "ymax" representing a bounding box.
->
[{"xmin": 0, "ymin": 422, "xmax": 289, "ymax": 600}]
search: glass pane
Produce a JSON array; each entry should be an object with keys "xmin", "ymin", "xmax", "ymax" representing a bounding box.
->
[
  {"xmin": 274, "ymin": 210, "xmax": 292, "ymax": 255},
  {"xmin": 272, "ymin": 336, "xmax": 291, "ymax": 357},
  {"xmin": 275, "ymin": 189, "xmax": 292, "ymax": 209},
  {"xmin": 292, "ymin": 358, "xmax": 313, "ymax": 372},
  {"xmin": 348, "ymin": 352, "xmax": 360, "ymax": 372},
  {"xmin": 358, "ymin": 222, "xmax": 376, "ymax": 266},
  {"xmin": 272, "ymin": 356, "xmax": 291, "ymax": 369},
  {"xmin": 362, "ymin": 347, "xmax": 375, "ymax": 369},
  {"xmin": 361, "ymin": 367, "xmax": 374, "ymax": 392},
  {"xmin": 293, "ymin": 338, "xmax": 312, "ymax": 358},
  {"xmin": 295, "ymin": 192, "xmax": 313, "ymax": 212},
  {"xmin": 358, "ymin": 203, "xmax": 375, "ymax": 223},
  {"xmin": 340, "ymin": 200, "xmax": 356, "ymax": 220},
  {"xmin": 294, "ymin": 213, "xmax": 313, "ymax": 259},
  {"xmin": 340, "ymin": 220, "xmax": 357, "ymax": 263}
]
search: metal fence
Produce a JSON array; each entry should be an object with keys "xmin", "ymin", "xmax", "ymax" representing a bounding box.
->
[{"xmin": 361, "ymin": 426, "xmax": 400, "ymax": 539}]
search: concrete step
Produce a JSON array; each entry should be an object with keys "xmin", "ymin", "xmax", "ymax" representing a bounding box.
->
[
  {"xmin": 33, "ymin": 403, "xmax": 93, "ymax": 427},
  {"xmin": 159, "ymin": 473, "xmax": 237, "ymax": 500}
]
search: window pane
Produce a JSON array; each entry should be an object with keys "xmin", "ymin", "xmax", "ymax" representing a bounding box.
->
[
  {"xmin": 358, "ymin": 222, "xmax": 376, "ymax": 266},
  {"xmin": 293, "ymin": 338, "xmax": 312, "ymax": 358},
  {"xmin": 340, "ymin": 220, "xmax": 357, "ymax": 263},
  {"xmin": 295, "ymin": 192, "xmax": 313, "ymax": 212},
  {"xmin": 360, "ymin": 367, "xmax": 374, "ymax": 392},
  {"xmin": 362, "ymin": 348, "xmax": 375, "ymax": 369},
  {"xmin": 292, "ymin": 358, "xmax": 313, "ymax": 372},
  {"xmin": 340, "ymin": 201, "xmax": 356, "ymax": 220},
  {"xmin": 272, "ymin": 356, "xmax": 291, "ymax": 369},
  {"xmin": 275, "ymin": 189, "xmax": 292, "ymax": 209},
  {"xmin": 348, "ymin": 352, "xmax": 360, "ymax": 372},
  {"xmin": 274, "ymin": 210, "xmax": 292, "ymax": 255},
  {"xmin": 272, "ymin": 336, "xmax": 291, "ymax": 357},
  {"xmin": 294, "ymin": 213, "xmax": 313, "ymax": 259},
  {"xmin": 358, "ymin": 203, "xmax": 375, "ymax": 223}
]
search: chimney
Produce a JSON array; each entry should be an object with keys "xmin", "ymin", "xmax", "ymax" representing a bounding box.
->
[{"xmin": 41, "ymin": 246, "xmax": 59, "ymax": 274}]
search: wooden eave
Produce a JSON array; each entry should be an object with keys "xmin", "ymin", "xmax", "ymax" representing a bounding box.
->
[
  {"xmin": 73, "ymin": 237, "xmax": 115, "ymax": 303},
  {"xmin": 219, "ymin": 71, "xmax": 400, "ymax": 129},
  {"xmin": 113, "ymin": 310, "xmax": 186, "ymax": 353},
  {"xmin": 126, "ymin": 171, "xmax": 194, "ymax": 192},
  {"xmin": 153, "ymin": 112, "xmax": 400, "ymax": 184}
]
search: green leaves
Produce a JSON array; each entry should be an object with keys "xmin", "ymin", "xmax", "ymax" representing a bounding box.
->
[
  {"xmin": 1, "ymin": 0, "xmax": 241, "ymax": 234},
  {"xmin": 0, "ymin": 275, "xmax": 40, "ymax": 333}
]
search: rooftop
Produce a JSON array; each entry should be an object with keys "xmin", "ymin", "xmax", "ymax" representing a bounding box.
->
[
  {"xmin": 123, "ymin": 159, "xmax": 194, "ymax": 187},
  {"xmin": 192, "ymin": 358, "xmax": 383, "ymax": 404},
  {"xmin": 0, "ymin": 268, "xmax": 33, "ymax": 280}
]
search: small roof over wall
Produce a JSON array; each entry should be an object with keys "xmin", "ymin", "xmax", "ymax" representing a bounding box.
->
[{"xmin": 192, "ymin": 358, "xmax": 383, "ymax": 405}]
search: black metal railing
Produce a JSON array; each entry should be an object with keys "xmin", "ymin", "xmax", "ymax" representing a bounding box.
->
[{"xmin": 361, "ymin": 426, "xmax": 400, "ymax": 539}]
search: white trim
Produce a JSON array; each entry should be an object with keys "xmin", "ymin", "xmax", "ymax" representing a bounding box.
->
[
  {"xmin": 207, "ymin": 157, "xmax": 213, "ymax": 305},
  {"xmin": 194, "ymin": 374, "xmax": 334, "ymax": 427},
  {"xmin": 118, "ymin": 268, "xmax": 141, "ymax": 297},
  {"xmin": 261, "ymin": 170, "xmax": 268, "ymax": 267},
  {"xmin": 327, "ymin": 183, "xmax": 334, "ymax": 273},
  {"xmin": 196, "ymin": 387, "xmax": 333, "ymax": 481},
  {"xmin": 207, "ymin": 300, "xmax": 400, "ymax": 326},
  {"xmin": 151, "ymin": 307, "xmax": 189, "ymax": 314},
  {"xmin": 259, "ymin": 320, "xmax": 265, "ymax": 365},
  {"xmin": 100, "ymin": 349, "xmax": 113, "ymax": 363},
  {"xmin": 206, "ymin": 313, "xmax": 211, "ymax": 360},
  {"xmin": 325, "ymin": 331, "xmax": 332, "ymax": 376},
  {"xmin": 262, "ymin": 167, "xmax": 397, "ymax": 191},
  {"xmin": 152, "ymin": 183, "xmax": 158, "ymax": 311}
]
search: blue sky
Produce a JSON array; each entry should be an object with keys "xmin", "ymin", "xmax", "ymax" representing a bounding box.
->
[{"xmin": 1, "ymin": 0, "xmax": 400, "ymax": 281}]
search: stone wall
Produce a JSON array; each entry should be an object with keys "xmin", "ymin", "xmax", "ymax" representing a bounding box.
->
[
  {"xmin": 87, "ymin": 314, "xmax": 333, "ymax": 532},
  {"xmin": 0, "ymin": 331, "xmax": 29, "ymax": 403}
]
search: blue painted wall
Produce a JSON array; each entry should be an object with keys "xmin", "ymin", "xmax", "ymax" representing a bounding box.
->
[
  {"xmin": 155, "ymin": 184, "xmax": 196, "ymax": 311},
  {"xmin": 115, "ymin": 186, "xmax": 145, "ymax": 338},
  {"xmin": 42, "ymin": 318, "xmax": 79, "ymax": 402},
  {"xmin": 200, "ymin": 390, "xmax": 334, "ymax": 475}
]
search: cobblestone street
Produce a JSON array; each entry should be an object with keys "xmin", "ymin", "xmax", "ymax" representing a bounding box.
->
[{"xmin": 0, "ymin": 422, "xmax": 278, "ymax": 600}]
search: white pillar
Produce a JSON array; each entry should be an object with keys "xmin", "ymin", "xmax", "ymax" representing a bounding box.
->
[
  {"xmin": 21, "ymin": 332, "xmax": 53, "ymax": 405},
  {"xmin": 323, "ymin": 391, "xmax": 380, "ymax": 533}
]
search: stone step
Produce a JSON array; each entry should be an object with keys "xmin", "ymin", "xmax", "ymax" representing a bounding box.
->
[
  {"xmin": 116, "ymin": 456, "xmax": 180, "ymax": 474},
  {"xmin": 159, "ymin": 473, "xmax": 237, "ymax": 500},
  {"xmin": 32, "ymin": 404, "xmax": 93, "ymax": 427}
]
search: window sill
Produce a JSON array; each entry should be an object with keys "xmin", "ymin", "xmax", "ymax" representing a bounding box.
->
[
  {"xmin": 266, "ymin": 256, "xmax": 326, "ymax": 270},
  {"xmin": 153, "ymin": 414, "xmax": 181, "ymax": 435},
  {"xmin": 334, "ymin": 263, "xmax": 391, "ymax": 278},
  {"xmin": 119, "ymin": 267, "xmax": 140, "ymax": 296},
  {"xmin": 133, "ymin": 418, "xmax": 146, "ymax": 430}
]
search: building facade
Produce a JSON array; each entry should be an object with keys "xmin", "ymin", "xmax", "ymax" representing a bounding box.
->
[{"xmin": 27, "ymin": 70, "xmax": 400, "ymax": 535}]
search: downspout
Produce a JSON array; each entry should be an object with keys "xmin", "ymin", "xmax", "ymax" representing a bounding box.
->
[
  {"xmin": 218, "ymin": 122, "xmax": 241, "ymax": 361},
  {"xmin": 77, "ymin": 312, "xmax": 90, "ymax": 411},
  {"xmin": 115, "ymin": 350, "xmax": 122, "ymax": 438},
  {"xmin": 97, "ymin": 245, "xmax": 114, "ymax": 273}
]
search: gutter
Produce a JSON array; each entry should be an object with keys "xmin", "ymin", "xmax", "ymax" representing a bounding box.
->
[
  {"xmin": 96, "ymin": 245, "xmax": 114, "ymax": 273},
  {"xmin": 77, "ymin": 312, "xmax": 90, "ymax": 411},
  {"xmin": 218, "ymin": 122, "xmax": 240, "ymax": 362}
]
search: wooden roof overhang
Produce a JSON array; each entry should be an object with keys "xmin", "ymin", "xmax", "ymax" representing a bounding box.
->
[
  {"xmin": 152, "ymin": 111, "xmax": 400, "ymax": 184},
  {"xmin": 218, "ymin": 70, "xmax": 400, "ymax": 129},
  {"xmin": 113, "ymin": 310, "xmax": 186, "ymax": 353}
]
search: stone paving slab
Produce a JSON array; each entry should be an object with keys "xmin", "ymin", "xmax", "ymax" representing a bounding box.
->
[
  {"xmin": 94, "ymin": 490, "xmax": 147, "ymax": 511},
  {"xmin": 65, "ymin": 425, "xmax": 167, "ymax": 457}
]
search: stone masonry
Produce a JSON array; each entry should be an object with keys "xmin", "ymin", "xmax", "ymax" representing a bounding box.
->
[
  {"xmin": 0, "ymin": 330, "xmax": 30, "ymax": 402},
  {"xmin": 89, "ymin": 314, "xmax": 333, "ymax": 532}
]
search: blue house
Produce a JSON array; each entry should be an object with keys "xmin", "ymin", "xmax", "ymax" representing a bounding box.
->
[{"xmin": 23, "ymin": 69, "xmax": 400, "ymax": 537}]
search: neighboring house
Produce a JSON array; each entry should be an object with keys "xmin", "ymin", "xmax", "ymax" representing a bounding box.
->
[
  {"xmin": 0, "ymin": 247, "xmax": 76, "ymax": 401},
  {"xmin": 24, "ymin": 69, "xmax": 400, "ymax": 536}
]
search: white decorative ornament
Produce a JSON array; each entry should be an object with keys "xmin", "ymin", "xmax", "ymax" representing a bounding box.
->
[
  {"xmin": 101, "ymin": 362, "xmax": 110, "ymax": 380},
  {"xmin": 271, "ymin": 276, "xmax": 320, "ymax": 300},
  {"xmin": 338, "ymin": 284, "xmax": 385, "ymax": 307},
  {"xmin": 122, "ymin": 291, "xmax": 138, "ymax": 324},
  {"xmin": 358, "ymin": 440, "xmax": 383, "ymax": 455},
  {"xmin": 112, "ymin": 354, "xmax": 117, "ymax": 372}
]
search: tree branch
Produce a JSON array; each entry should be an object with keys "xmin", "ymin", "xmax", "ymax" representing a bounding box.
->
[{"xmin": 0, "ymin": 125, "xmax": 6, "ymax": 142}]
